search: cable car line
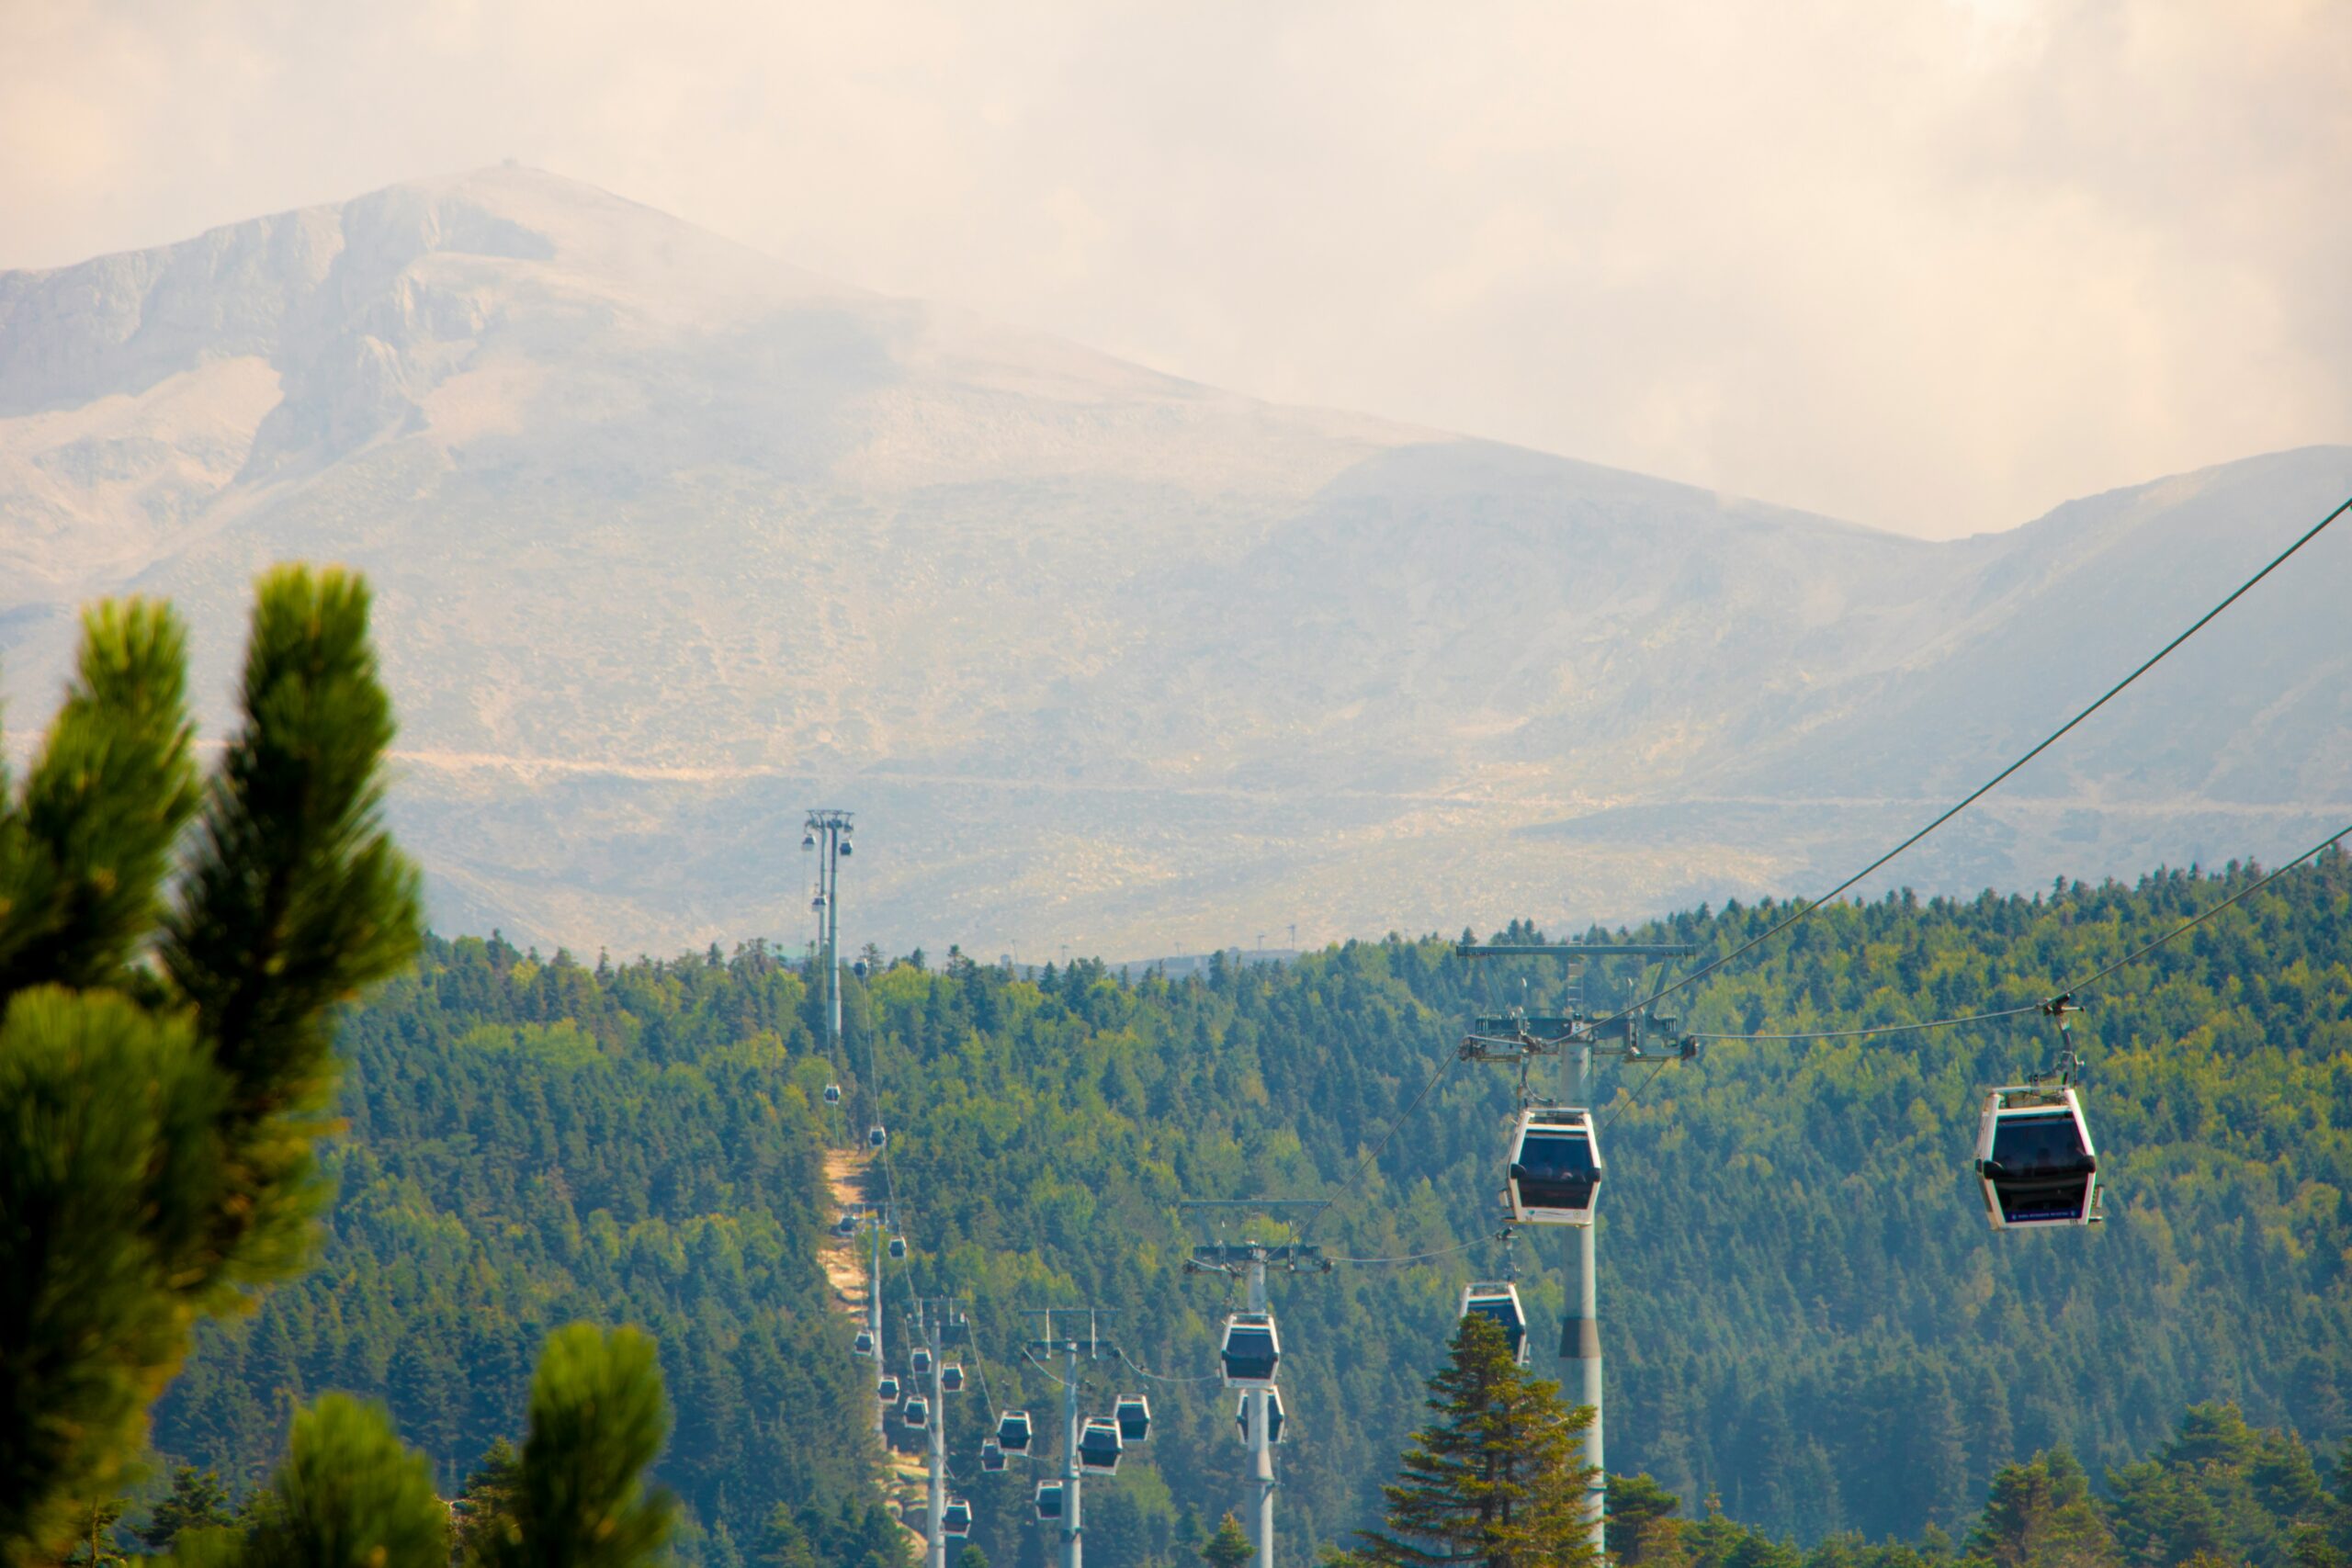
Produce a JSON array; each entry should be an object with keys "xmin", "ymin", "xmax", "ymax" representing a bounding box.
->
[
  {"xmin": 1323, "ymin": 1230, "xmax": 1508, "ymax": 1267},
  {"xmin": 1579, "ymin": 491, "xmax": 2350, "ymax": 1040},
  {"xmin": 1114, "ymin": 1345, "xmax": 1222, "ymax": 1384},
  {"xmin": 1673, "ymin": 818, "xmax": 2349, "ymax": 1049}
]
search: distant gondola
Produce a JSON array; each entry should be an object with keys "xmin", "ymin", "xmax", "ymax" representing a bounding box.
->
[
  {"xmin": 1078, "ymin": 1416, "xmax": 1123, "ymax": 1474},
  {"xmin": 834, "ymin": 1214, "xmax": 857, "ymax": 1238},
  {"xmin": 1235, "ymin": 1387, "xmax": 1286, "ymax": 1447},
  {"xmin": 868, "ymin": 1126, "xmax": 888, "ymax": 1150},
  {"xmin": 1035, "ymin": 1483, "xmax": 1065, "ymax": 1521},
  {"xmin": 1219, "ymin": 1312, "xmax": 1281, "ymax": 1389},
  {"xmin": 1506, "ymin": 1106, "xmax": 1602, "ymax": 1225},
  {"xmin": 877, "ymin": 1375, "xmax": 900, "ymax": 1401},
  {"xmin": 1974, "ymin": 1084, "xmax": 2103, "ymax": 1227},
  {"xmin": 889, "ymin": 1235, "xmax": 908, "ymax": 1259},
  {"xmin": 853, "ymin": 1330, "xmax": 875, "ymax": 1358},
  {"xmin": 941, "ymin": 1500, "xmax": 971, "ymax": 1539},
  {"xmin": 911, "ymin": 1348, "xmax": 933, "ymax": 1377},
  {"xmin": 1114, "ymin": 1394, "xmax": 1151, "ymax": 1443},
  {"xmin": 824, "ymin": 1084, "xmax": 842, "ymax": 1104},
  {"xmin": 941, "ymin": 1363, "xmax": 965, "ymax": 1393},
  {"xmin": 1458, "ymin": 1281, "xmax": 1530, "ymax": 1365},
  {"xmin": 902, "ymin": 1395, "xmax": 930, "ymax": 1429},
  {"xmin": 997, "ymin": 1410, "xmax": 1034, "ymax": 1453},
  {"xmin": 979, "ymin": 1439, "xmax": 1007, "ymax": 1472}
]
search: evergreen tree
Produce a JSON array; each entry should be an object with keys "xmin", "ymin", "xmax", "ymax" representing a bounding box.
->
[
  {"xmin": 481, "ymin": 1324, "xmax": 677, "ymax": 1568},
  {"xmin": 140, "ymin": 1468, "xmax": 234, "ymax": 1553},
  {"xmin": 1202, "ymin": 1515, "xmax": 1254, "ymax": 1568},
  {"xmin": 456, "ymin": 1440, "xmax": 522, "ymax": 1568},
  {"xmin": 1353, "ymin": 1314, "xmax": 1597, "ymax": 1568},
  {"xmin": 191, "ymin": 1395, "xmax": 448, "ymax": 1568},
  {"xmin": 0, "ymin": 571, "xmax": 421, "ymax": 1566},
  {"xmin": 1964, "ymin": 1451, "xmax": 2118, "ymax": 1568}
]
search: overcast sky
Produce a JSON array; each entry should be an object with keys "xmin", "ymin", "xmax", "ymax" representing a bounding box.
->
[{"xmin": 4, "ymin": 0, "xmax": 2346, "ymax": 536}]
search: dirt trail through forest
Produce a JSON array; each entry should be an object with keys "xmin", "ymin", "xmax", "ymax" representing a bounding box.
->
[{"xmin": 821, "ymin": 1146, "xmax": 931, "ymax": 1526}]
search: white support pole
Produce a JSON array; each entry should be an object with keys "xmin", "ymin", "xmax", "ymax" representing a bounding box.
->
[
  {"xmin": 928, "ymin": 1313, "xmax": 947, "ymax": 1568},
  {"xmin": 1564, "ymin": 1040, "xmax": 1605, "ymax": 1557},
  {"xmin": 1249, "ymin": 1258, "xmax": 1273, "ymax": 1568},
  {"xmin": 1063, "ymin": 1340, "xmax": 1084, "ymax": 1568},
  {"xmin": 871, "ymin": 1222, "xmax": 887, "ymax": 1440}
]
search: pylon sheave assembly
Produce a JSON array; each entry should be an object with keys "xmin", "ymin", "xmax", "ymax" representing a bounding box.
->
[
  {"xmin": 1219, "ymin": 1312, "xmax": 1281, "ymax": 1388},
  {"xmin": 1114, "ymin": 1394, "xmax": 1151, "ymax": 1442},
  {"xmin": 1235, "ymin": 1387, "xmax": 1286, "ymax": 1446},
  {"xmin": 1458, "ymin": 1281, "xmax": 1530, "ymax": 1365},
  {"xmin": 1506, "ymin": 1106, "xmax": 1603, "ymax": 1224},
  {"xmin": 996, "ymin": 1410, "xmax": 1033, "ymax": 1452},
  {"xmin": 1974, "ymin": 1084, "xmax": 2102, "ymax": 1227},
  {"xmin": 1078, "ymin": 1416, "xmax": 1124, "ymax": 1473}
]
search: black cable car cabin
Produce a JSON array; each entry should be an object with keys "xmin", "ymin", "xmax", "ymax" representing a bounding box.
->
[
  {"xmin": 1234, "ymin": 1388, "xmax": 1286, "ymax": 1447},
  {"xmin": 853, "ymin": 1330, "xmax": 875, "ymax": 1358},
  {"xmin": 1035, "ymin": 1483, "xmax": 1065, "ymax": 1521},
  {"xmin": 911, "ymin": 1348, "xmax": 933, "ymax": 1376},
  {"xmin": 979, "ymin": 1440, "xmax": 1006, "ymax": 1472},
  {"xmin": 941, "ymin": 1364, "xmax": 965, "ymax": 1393},
  {"xmin": 834, "ymin": 1214, "xmax": 855, "ymax": 1238},
  {"xmin": 941, "ymin": 1501, "xmax": 971, "ymax": 1539},
  {"xmin": 1506, "ymin": 1107, "xmax": 1602, "ymax": 1225},
  {"xmin": 1974, "ymin": 1085, "xmax": 2102, "ymax": 1228},
  {"xmin": 877, "ymin": 1375, "xmax": 900, "ymax": 1401},
  {"xmin": 1458, "ymin": 1281, "xmax": 1530, "ymax": 1365},
  {"xmin": 902, "ymin": 1395, "xmax": 930, "ymax": 1429},
  {"xmin": 1114, "ymin": 1395, "xmax": 1150, "ymax": 1443},
  {"xmin": 1220, "ymin": 1313, "xmax": 1281, "ymax": 1389},
  {"xmin": 997, "ymin": 1410, "xmax": 1034, "ymax": 1452},
  {"xmin": 868, "ymin": 1126, "xmax": 888, "ymax": 1149},
  {"xmin": 889, "ymin": 1236, "xmax": 908, "ymax": 1259},
  {"xmin": 1078, "ymin": 1417, "xmax": 1123, "ymax": 1473},
  {"xmin": 824, "ymin": 1084, "xmax": 842, "ymax": 1104}
]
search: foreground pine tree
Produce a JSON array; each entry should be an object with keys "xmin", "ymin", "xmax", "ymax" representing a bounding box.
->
[
  {"xmin": 0, "ymin": 570, "xmax": 423, "ymax": 1566},
  {"xmin": 1348, "ymin": 1314, "xmax": 1599, "ymax": 1568}
]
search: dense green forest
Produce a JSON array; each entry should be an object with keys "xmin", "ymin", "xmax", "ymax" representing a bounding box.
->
[{"xmin": 149, "ymin": 853, "xmax": 2352, "ymax": 1567}]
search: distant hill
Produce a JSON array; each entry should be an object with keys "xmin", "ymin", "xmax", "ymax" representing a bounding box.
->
[{"xmin": 2, "ymin": 166, "xmax": 2346, "ymax": 954}]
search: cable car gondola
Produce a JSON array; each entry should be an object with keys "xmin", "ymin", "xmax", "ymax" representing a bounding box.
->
[
  {"xmin": 834, "ymin": 1214, "xmax": 857, "ymax": 1237},
  {"xmin": 942, "ymin": 1363, "xmax": 965, "ymax": 1393},
  {"xmin": 1506, "ymin": 1106, "xmax": 1603, "ymax": 1225},
  {"xmin": 877, "ymin": 1375, "xmax": 900, "ymax": 1401},
  {"xmin": 998, "ymin": 1410, "xmax": 1034, "ymax": 1452},
  {"xmin": 823, "ymin": 1083, "xmax": 842, "ymax": 1104},
  {"xmin": 889, "ymin": 1235, "xmax": 908, "ymax": 1259},
  {"xmin": 980, "ymin": 1439, "xmax": 1006, "ymax": 1472},
  {"xmin": 1219, "ymin": 1312, "xmax": 1281, "ymax": 1389},
  {"xmin": 1235, "ymin": 1387, "xmax": 1286, "ymax": 1447},
  {"xmin": 1035, "ymin": 1483, "xmax": 1065, "ymax": 1521},
  {"xmin": 1458, "ymin": 1281, "xmax": 1530, "ymax": 1365},
  {"xmin": 902, "ymin": 1395, "xmax": 930, "ymax": 1429},
  {"xmin": 853, "ymin": 1330, "xmax": 875, "ymax": 1358},
  {"xmin": 868, "ymin": 1126, "xmax": 888, "ymax": 1150},
  {"xmin": 1114, "ymin": 1395, "xmax": 1151, "ymax": 1443},
  {"xmin": 1078, "ymin": 1416, "xmax": 1123, "ymax": 1474},
  {"xmin": 941, "ymin": 1500, "xmax": 971, "ymax": 1539},
  {"xmin": 1974, "ymin": 1084, "xmax": 2103, "ymax": 1228},
  {"xmin": 911, "ymin": 1348, "xmax": 933, "ymax": 1376}
]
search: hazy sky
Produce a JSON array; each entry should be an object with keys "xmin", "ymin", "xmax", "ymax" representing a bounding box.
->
[{"xmin": 4, "ymin": 0, "xmax": 2346, "ymax": 536}]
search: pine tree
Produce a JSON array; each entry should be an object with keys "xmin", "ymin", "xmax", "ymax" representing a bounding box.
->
[
  {"xmin": 1203, "ymin": 1515, "xmax": 1255, "ymax": 1568},
  {"xmin": 139, "ymin": 1467, "xmax": 234, "ymax": 1553},
  {"xmin": 171, "ymin": 1395, "xmax": 447, "ymax": 1568},
  {"xmin": 1353, "ymin": 1313, "xmax": 1597, "ymax": 1568},
  {"xmin": 1966, "ymin": 1450, "xmax": 2119, "ymax": 1568},
  {"xmin": 481, "ymin": 1324, "xmax": 678, "ymax": 1568},
  {"xmin": 0, "ymin": 571, "xmax": 422, "ymax": 1567}
]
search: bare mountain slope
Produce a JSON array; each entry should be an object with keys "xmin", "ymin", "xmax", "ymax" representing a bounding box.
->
[{"xmin": 3, "ymin": 167, "xmax": 2346, "ymax": 955}]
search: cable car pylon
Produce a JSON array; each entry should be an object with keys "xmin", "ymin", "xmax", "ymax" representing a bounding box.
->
[
  {"xmin": 909, "ymin": 1296, "xmax": 974, "ymax": 1568},
  {"xmin": 1453, "ymin": 935, "xmax": 1696, "ymax": 1560},
  {"xmin": 1182, "ymin": 1199, "xmax": 1332, "ymax": 1568},
  {"xmin": 1020, "ymin": 1307, "xmax": 1125, "ymax": 1568}
]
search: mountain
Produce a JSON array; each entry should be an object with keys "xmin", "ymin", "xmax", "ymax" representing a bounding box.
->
[{"xmin": 2, "ymin": 166, "xmax": 2346, "ymax": 955}]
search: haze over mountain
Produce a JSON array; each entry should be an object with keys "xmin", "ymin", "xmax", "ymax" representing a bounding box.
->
[{"xmin": 2, "ymin": 166, "xmax": 2346, "ymax": 956}]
